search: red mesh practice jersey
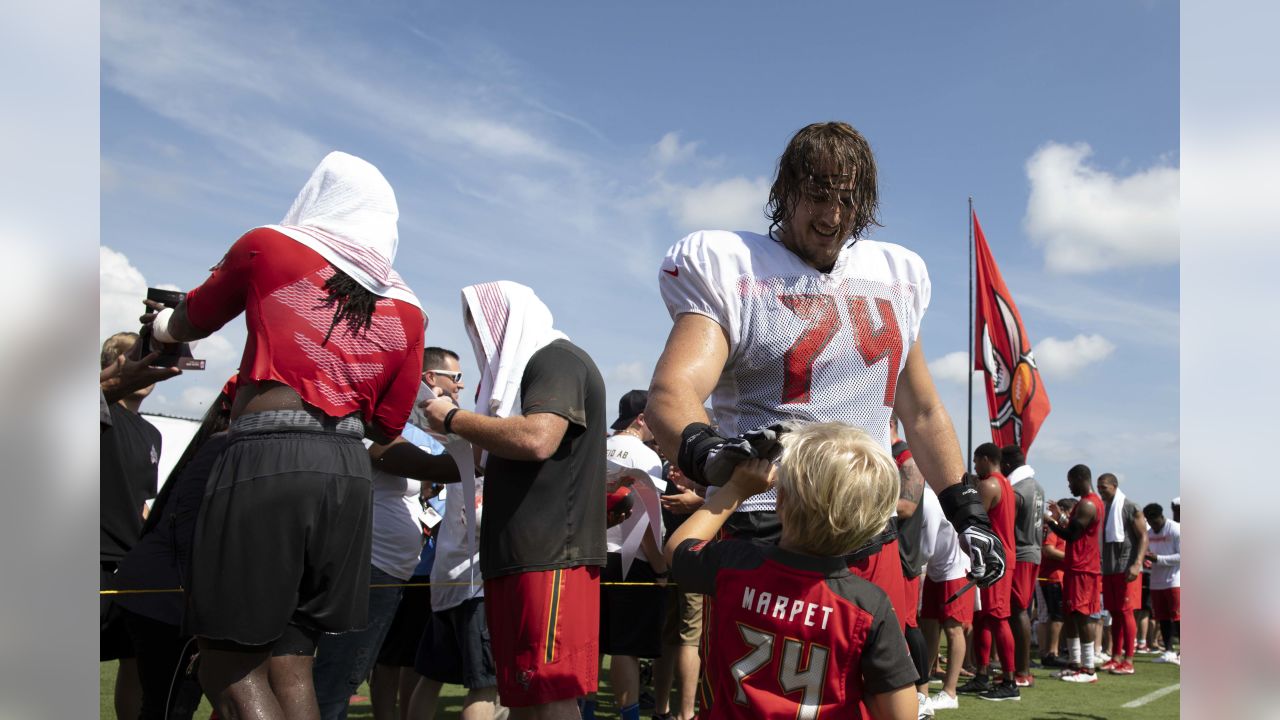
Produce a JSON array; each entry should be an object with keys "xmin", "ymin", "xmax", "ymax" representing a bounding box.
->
[
  {"xmin": 185, "ymin": 227, "xmax": 425, "ymax": 439},
  {"xmin": 1064, "ymin": 492, "xmax": 1104, "ymax": 574},
  {"xmin": 672, "ymin": 539, "xmax": 917, "ymax": 719},
  {"xmin": 1040, "ymin": 532, "xmax": 1067, "ymax": 583},
  {"xmin": 660, "ymin": 231, "xmax": 929, "ymax": 512}
]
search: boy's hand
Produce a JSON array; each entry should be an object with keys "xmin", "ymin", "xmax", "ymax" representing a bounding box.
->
[{"xmin": 725, "ymin": 458, "xmax": 776, "ymax": 498}]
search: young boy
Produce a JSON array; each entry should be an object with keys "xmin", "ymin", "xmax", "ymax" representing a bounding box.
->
[{"xmin": 664, "ymin": 422, "xmax": 917, "ymax": 719}]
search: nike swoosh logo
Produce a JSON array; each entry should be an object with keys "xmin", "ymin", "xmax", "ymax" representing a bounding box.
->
[{"xmin": 663, "ymin": 267, "xmax": 679, "ymax": 277}]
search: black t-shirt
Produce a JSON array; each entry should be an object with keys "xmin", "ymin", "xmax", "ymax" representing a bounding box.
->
[
  {"xmin": 480, "ymin": 340, "xmax": 607, "ymax": 579},
  {"xmin": 101, "ymin": 405, "xmax": 162, "ymax": 563}
]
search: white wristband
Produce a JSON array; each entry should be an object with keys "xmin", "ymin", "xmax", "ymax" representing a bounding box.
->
[{"xmin": 151, "ymin": 307, "xmax": 178, "ymax": 343}]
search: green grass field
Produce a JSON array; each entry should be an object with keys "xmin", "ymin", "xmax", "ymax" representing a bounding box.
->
[{"xmin": 102, "ymin": 651, "xmax": 1179, "ymax": 719}]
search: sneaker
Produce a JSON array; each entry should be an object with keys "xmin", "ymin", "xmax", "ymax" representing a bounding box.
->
[
  {"xmin": 930, "ymin": 691, "xmax": 959, "ymax": 710},
  {"xmin": 1061, "ymin": 669, "xmax": 1099, "ymax": 683},
  {"xmin": 979, "ymin": 682, "xmax": 1021, "ymax": 702},
  {"xmin": 1109, "ymin": 661, "xmax": 1135, "ymax": 675},
  {"xmin": 1050, "ymin": 666, "xmax": 1077, "ymax": 679},
  {"xmin": 1014, "ymin": 673, "xmax": 1035, "ymax": 687},
  {"xmin": 1096, "ymin": 652, "xmax": 1111, "ymax": 664},
  {"xmin": 1135, "ymin": 641, "xmax": 1149, "ymax": 653},
  {"xmin": 1153, "ymin": 651, "xmax": 1181, "ymax": 665},
  {"xmin": 1041, "ymin": 653, "xmax": 1069, "ymax": 668},
  {"xmin": 1098, "ymin": 658, "xmax": 1121, "ymax": 672},
  {"xmin": 956, "ymin": 675, "xmax": 991, "ymax": 694},
  {"xmin": 917, "ymin": 691, "xmax": 935, "ymax": 719}
]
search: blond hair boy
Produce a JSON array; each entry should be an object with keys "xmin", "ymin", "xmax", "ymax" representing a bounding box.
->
[{"xmin": 664, "ymin": 421, "xmax": 917, "ymax": 719}]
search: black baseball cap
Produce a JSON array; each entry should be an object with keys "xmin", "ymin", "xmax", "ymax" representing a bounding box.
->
[{"xmin": 610, "ymin": 389, "xmax": 649, "ymax": 432}]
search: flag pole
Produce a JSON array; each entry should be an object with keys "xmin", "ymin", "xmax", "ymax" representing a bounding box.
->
[{"xmin": 966, "ymin": 197, "xmax": 974, "ymax": 479}]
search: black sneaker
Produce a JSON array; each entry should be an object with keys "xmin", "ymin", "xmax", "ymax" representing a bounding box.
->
[
  {"xmin": 979, "ymin": 682, "xmax": 1022, "ymax": 702},
  {"xmin": 1041, "ymin": 654, "xmax": 1069, "ymax": 668},
  {"xmin": 956, "ymin": 675, "xmax": 991, "ymax": 694}
]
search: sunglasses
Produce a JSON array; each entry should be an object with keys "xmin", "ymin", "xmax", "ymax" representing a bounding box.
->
[{"xmin": 425, "ymin": 369, "xmax": 463, "ymax": 382}]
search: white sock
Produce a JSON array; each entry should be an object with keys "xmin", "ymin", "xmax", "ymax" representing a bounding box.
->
[
  {"xmin": 1082, "ymin": 642, "xmax": 1095, "ymax": 670},
  {"xmin": 1069, "ymin": 638, "xmax": 1081, "ymax": 666}
]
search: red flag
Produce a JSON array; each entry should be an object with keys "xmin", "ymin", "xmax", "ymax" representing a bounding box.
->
[{"xmin": 972, "ymin": 211, "xmax": 1050, "ymax": 453}]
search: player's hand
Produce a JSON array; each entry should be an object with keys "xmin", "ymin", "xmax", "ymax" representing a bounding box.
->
[
  {"xmin": 420, "ymin": 396, "xmax": 457, "ymax": 433},
  {"xmin": 725, "ymin": 458, "xmax": 777, "ymax": 498},
  {"xmin": 681, "ymin": 422, "xmax": 788, "ymax": 487},
  {"xmin": 660, "ymin": 488, "xmax": 704, "ymax": 515},
  {"xmin": 1126, "ymin": 564, "xmax": 1141, "ymax": 582},
  {"xmin": 100, "ymin": 352, "xmax": 182, "ymax": 403}
]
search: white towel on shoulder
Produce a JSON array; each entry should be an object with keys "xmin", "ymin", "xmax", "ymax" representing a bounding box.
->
[
  {"xmin": 264, "ymin": 150, "xmax": 421, "ymax": 309},
  {"xmin": 1104, "ymin": 487, "xmax": 1128, "ymax": 543},
  {"xmin": 462, "ymin": 281, "xmax": 568, "ymax": 420}
]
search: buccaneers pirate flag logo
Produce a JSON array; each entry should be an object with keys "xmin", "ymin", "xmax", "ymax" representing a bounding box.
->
[{"xmin": 972, "ymin": 211, "xmax": 1050, "ymax": 453}]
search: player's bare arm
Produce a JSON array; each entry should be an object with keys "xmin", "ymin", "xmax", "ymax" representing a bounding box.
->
[
  {"xmin": 663, "ymin": 458, "xmax": 775, "ymax": 567},
  {"xmin": 1041, "ymin": 540, "xmax": 1065, "ymax": 562},
  {"xmin": 1048, "ymin": 499, "xmax": 1096, "ymax": 541},
  {"xmin": 975, "ymin": 475, "xmax": 1001, "ymax": 512},
  {"xmin": 893, "ymin": 340, "xmax": 966, "ymax": 494},
  {"xmin": 863, "ymin": 684, "xmax": 918, "ymax": 720},
  {"xmin": 646, "ymin": 312, "xmax": 730, "ymax": 461},
  {"xmin": 369, "ymin": 436, "xmax": 459, "ymax": 483},
  {"xmin": 895, "ymin": 458, "xmax": 924, "ymax": 520},
  {"xmin": 421, "ymin": 396, "xmax": 569, "ymax": 462},
  {"xmin": 141, "ymin": 298, "xmax": 208, "ymax": 342}
]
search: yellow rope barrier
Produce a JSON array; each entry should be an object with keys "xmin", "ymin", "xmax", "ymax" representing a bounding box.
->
[{"xmin": 100, "ymin": 580, "xmax": 672, "ymax": 595}]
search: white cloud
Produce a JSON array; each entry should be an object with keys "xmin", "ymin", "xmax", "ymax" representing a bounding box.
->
[
  {"xmin": 1032, "ymin": 334, "xmax": 1115, "ymax": 379},
  {"xmin": 606, "ymin": 361, "xmax": 651, "ymax": 389},
  {"xmin": 668, "ymin": 176, "xmax": 771, "ymax": 233},
  {"xmin": 652, "ymin": 132, "xmax": 699, "ymax": 168},
  {"xmin": 1024, "ymin": 142, "xmax": 1178, "ymax": 273},
  {"xmin": 928, "ymin": 351, "xmax": 981, "ymax": 385},
  {"xmin": 100, "ymin": 245, "xmax": 147, "ymax": 342}
]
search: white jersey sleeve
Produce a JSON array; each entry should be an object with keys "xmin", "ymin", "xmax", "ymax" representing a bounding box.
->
[{"xmin": 659, "ymin": 230, "xmax": 751, "ymax": 358}]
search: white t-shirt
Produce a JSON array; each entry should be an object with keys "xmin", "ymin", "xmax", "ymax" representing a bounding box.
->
[
  {"xmin": 1146, "ymin": 519, "xmax": 1180, "ymax": 590},
  {"xmin": 605, "ymin": 433, "xmax": 664, "ymax": 562},
  {"xmin": 921, "ymin": 486, "xmax": 970, "ymax": 582},
  {"xmin": 368, "ymin": 424, "xmax": 435, "ymax": 581},
  {"xmin": 431, "ymin": 474, "xmax": 485, "ymax": 612},
  {"xmin": 660, "ymin": 230, "xmax": 931, "ymax": 512}
]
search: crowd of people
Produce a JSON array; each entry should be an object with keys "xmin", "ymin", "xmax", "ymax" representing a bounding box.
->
[{"xmin": 100, "ymin": 123, "xmax": 1179, "ymax": 720}]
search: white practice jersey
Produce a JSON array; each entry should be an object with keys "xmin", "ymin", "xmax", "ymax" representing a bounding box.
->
[
  {"xmin": 1146, "ymin": 519, "xmax": 1180, "ymax": 590},
  {"xmin": 660, "ymin": 230, "xmax": 931, "ymax": 512}
]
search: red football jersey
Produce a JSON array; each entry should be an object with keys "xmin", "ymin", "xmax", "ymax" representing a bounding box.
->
[
  {"xmin": 1064, "ymin": 492, "xmax": 1104, "ymax": 574},
  {"xmin": 672, "ymin": 539, "xmax": 917, "ymax": 719}
]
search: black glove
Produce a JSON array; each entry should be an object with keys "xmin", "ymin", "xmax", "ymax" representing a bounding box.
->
[
  {"xmin": 678, "ymin": 422, "xmax": 788, "ymax": 487},
  {"xmin": 937, "ymin": 481, "xmax": 1007, "ymax": 588}
]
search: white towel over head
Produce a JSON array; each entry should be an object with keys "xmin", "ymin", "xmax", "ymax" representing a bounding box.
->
[{"xmin": 462, "ymin": 281, "xmax": 568, "ymax": 419}]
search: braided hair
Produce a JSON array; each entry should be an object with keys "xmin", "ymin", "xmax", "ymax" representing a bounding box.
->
[{"xmin": 318, "ymin": 267, "xmax": 379, "ymax": 344}]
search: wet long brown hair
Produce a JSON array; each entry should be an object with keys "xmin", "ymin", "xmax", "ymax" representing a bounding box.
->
[{"xmin": 766, "ymin": 122, "xmax": 882, "ymax": 242}]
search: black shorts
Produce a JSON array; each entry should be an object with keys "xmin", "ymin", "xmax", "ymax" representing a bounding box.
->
[
  {"xmin": 101, "ymin": 562, "xmax": 135, "ymax": 661},
  {"xmin": 186, "ymin": 425, "xmax": 372, "ymax": 646},
  {"xmin": 377, "ymin": 574, "xmax": 432, "ymax": 667},
  {"xmin": 414, "ymin": 598, "xmax": 497, "ymax": 689},
  {"xmin": 599, "ymin": 553, "xmax": 666, "ymax": 659},
  {"xmin": 1039, "ymin": 581, "xmax": 1065, "ymax": 622},
  {"xmin": 1140, "ymin": 571, "xmax": 1152, "ymax": 611}
]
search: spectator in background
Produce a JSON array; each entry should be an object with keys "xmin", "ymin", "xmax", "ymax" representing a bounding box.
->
[
  {"xmin": 1096, "ymin": 473, "xmax": 1147, "ymax": 676},
  {"xmin": 652, "ymin": 459, "xmax": 704, "ymax": 720},
  {"xmin": 421, "ymin": 281, "xmax": 607, "ymax": 720},
  {"xmin": 919, "ymin": 484, "xmax": 974, "ymax": 712},
  {"xmin": 1144, "ymin": 503, "xmax": 1181, "ymax": 665},
  {"xmin": 1037, "ymin": 498, "xmax": 1072, "ymax": 668},
  {"xmin": 592, "ymin": 390, "xmax": 668, "ymax": 720},
  {"xmin": 372, "ymin": 346, "xmax": 462, "ymax": 720},
  {"xmin": 100, "ymin": 331, "xmax": 165, "ymax": 720},
  {"xmin": 147, "ymin": 151, "xmax": 428, "ymax": 719},
  {"xmin": 1045, "ymin": 465, "xmax": 1105, "ymax": 684},
  {"xmin": 1000, "ymin": 444, "xmax": 1044, "ymax": 688}
]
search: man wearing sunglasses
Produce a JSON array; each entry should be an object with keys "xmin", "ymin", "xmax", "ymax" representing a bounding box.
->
[{"xmin": 423, "ymin": 347, "xmax": 465, "ymax": 404}]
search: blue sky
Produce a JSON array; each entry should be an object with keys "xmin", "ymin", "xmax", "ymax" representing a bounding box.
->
[{"xmin": 99, "ymin": 1, "xmax": 1179, "ymax": 506}]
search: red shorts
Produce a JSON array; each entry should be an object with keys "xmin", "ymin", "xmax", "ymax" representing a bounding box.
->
[
  {"xmin": 1011, "ymin": 561, "xmax": 1039, "ymax": 610},
  {"xmin": 902, "ymin": 575, "xmax": 921, "ymax": 628},
  {"xmin": 1062, "ymin": 571, "xmax": 1102, "ymax": 616},
  {"xmin": 921, "ymin": 576, "xmax": 974, "ymax": 626},
  {"xmin": 847, "ymin": 538, "xmax": 908, "ymax": 633},
  {"xmin": 1102, "ymin": 573, "xmax": 1143, "ymax": 614},
  {"xmin": 977, "ymin": 570, "xmax": 1013, "ymax": 619},
  {"xmin": 1151, "ymin": 587, "xmax": 1180, "ymax": 621},
  {"xmin": 484, "ymin": 566, "xmax": 600, "ymax": 707}
]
